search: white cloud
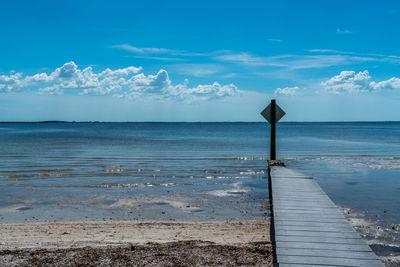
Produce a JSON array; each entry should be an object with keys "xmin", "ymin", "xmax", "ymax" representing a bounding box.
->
[
  {"xmin": 336, "ymin": 28, "xmax": 353, "ymax": 34},
  {"xmin": 307, "ymin": 49, "xmax": 354, "ymax": 54},
  {"xmin": 268, "ymin": 38, "xmax": 283, "ymax": 43},
  {"xmin": 114, "ymin": 45, "xmax": 399, "ymax": 71},
  {"xmin": 321, "ymin": 70, "xmax": 372, "ymax": 94},
  {"xmin": 0, "ymin": 62, "xmax": 238, "ymax": 101},
  {"xmin": 308, "ymin": 49, "xmax": 400, "ymax": 64},
  {"xmin": 215, "ymin": 52, "xmax": 378, "ymax": 70},
  {"xmin": 275, "ymin": 86, "xmax": 300, "ymax": 96},
  {"xmin": 25, "ymin": 62, "xmax": 142, "ymax": 95},
  {"xmin": 112, "ymin": 44, "xmax": 228, "ymax": 58},
  {"xmin": 132, "ymin": 55, "xmax": 186, "ymax": 61},
  {"xmin": 99, "ymin": 66, "xmax": 142, "ymax": 77},
  {"xmin": 0, "ymin": 72, "xmax": 23, "ymax": 92},
  {"xmin": 215, "ymin": 53, "xmax": 284, "ymax": 67},
  {"xmin": 111, "ymin": 44, "xmax": 177, "ymax": 54},
  {"xmin": 114, "ymin": 71, "xmax": 238, "ymax": 101},
  {"xmin": 283, "ymin": 55, "xmax": 362, "ymax": 70},
  {"xmin": 370, "ymin": 77, "xmax": 400, "ymax": 91},
  {"xmin": 321, "ymin": 70, "xmax": 400, "ymax": 94},
  {"xmin": 168, "ymin": 81, "xmax": 238, "ymax": 101}
]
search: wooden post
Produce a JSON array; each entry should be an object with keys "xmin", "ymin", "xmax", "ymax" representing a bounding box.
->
[
  {"xmin": 270, "ymin": 99, "xmax": 276, "ymax": 160},
  {"xmin": 261, "ymin": 99, "xmax": 284, "ymax": 160}
]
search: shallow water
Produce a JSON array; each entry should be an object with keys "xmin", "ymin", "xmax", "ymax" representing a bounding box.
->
[{"xmin": 0, "ymin": 123, "xmax": 269, "ymax": 222}]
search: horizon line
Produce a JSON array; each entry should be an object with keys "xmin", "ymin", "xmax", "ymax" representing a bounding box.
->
[{"xmin": 1, "ymin": 120, "xmax": 400, "ymax": 123}]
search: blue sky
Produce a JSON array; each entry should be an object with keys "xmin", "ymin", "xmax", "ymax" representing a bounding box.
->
[{"xmin": 1, "ymin": 0, "xmax": 400, "ymax": 121}]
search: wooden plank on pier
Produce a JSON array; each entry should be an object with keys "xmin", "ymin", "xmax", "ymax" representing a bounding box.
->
[{"xmin": 269, "ymin": 165, "xmax": 384, "ymax": 267}]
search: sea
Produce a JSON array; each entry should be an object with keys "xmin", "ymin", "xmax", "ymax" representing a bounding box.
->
[{"xmin": 0, "ymin": 122, "xmax": 399, "ymax": 261}]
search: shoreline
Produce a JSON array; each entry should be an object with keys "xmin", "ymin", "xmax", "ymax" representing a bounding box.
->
[
  {"xmin": 0, "ymin": 220, "xmax": 272, "ymax": 266},
  {"xmin": 0, "ymin": 220, "xmax": 269, "ymax": 249}
]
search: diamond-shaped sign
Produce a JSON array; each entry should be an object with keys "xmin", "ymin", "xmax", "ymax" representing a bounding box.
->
[{"xmin": 261, "ymin": 103, "xmax": 285, "ymax": 123}]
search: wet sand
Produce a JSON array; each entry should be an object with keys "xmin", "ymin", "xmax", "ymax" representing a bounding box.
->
[{"xmin": 0, "ymin": 220, "xmax": 272, "ymax": 266}]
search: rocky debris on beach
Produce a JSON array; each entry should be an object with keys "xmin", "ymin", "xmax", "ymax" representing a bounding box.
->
[{"xmin": 0, "ymin": 241, "xmax": 272, "ymax": 267}]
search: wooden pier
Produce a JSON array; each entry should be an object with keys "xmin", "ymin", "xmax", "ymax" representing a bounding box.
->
[{"xmin": 268, "ymin": 162, "xmax": 384, "ymax": 267}]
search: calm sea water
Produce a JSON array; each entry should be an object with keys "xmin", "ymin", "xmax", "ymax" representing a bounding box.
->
[
  {"xmin": 0, "ymin": 122, "xmax": 399, "ymax": 253},
  {"xmin": 0, "ymin": 122, "xmax": 270, "ymax": 223}
]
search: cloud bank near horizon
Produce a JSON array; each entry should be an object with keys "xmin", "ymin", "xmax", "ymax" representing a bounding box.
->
[
  {"xmin": 2, "ymin": 62, "xmax": 400, "ymax": 103},
  {"xmin": 0, "ymin": 62, "xmax": 239, "ymax": 101},
  {"xmin": 321, "ymin": 70, "xmax": 400, "ymax": 94}
]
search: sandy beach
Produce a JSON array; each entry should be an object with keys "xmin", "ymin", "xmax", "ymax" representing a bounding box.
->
[{"xmin": 0, "ymin": 220, "xmax": 272, "ymax": 266}]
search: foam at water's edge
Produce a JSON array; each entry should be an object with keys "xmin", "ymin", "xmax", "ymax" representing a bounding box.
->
[{"xmin": 340, "ymin": 206, "xmax": 400, "ymax": 264}]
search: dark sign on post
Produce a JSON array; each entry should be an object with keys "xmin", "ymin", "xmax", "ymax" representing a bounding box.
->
[{"xmin": 261, "ymin": 99, "xmax": 285, "ymax": 160}]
